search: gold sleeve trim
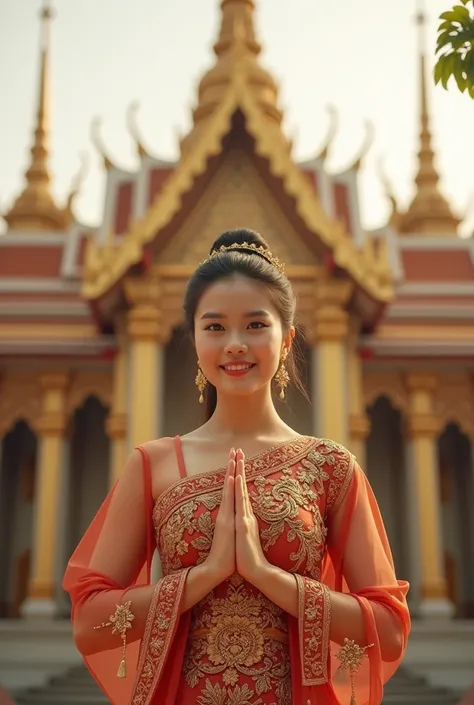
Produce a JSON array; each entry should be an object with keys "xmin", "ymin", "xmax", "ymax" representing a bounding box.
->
[{"xmin": 295, "ymin": 575, "xmax": 332, "ymax": 685}]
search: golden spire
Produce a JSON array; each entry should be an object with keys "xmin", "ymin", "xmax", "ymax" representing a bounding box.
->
[
  {"xmin": 4, "ymin": 2, "xmax": 66, "ymax": 232},
  {"xmin": 181, "ymin": 0, "xmax": 282, "ymax": 153},
  {"xmin": 399, "ymin": 3, "xmax": 459, "ymax": 235}
]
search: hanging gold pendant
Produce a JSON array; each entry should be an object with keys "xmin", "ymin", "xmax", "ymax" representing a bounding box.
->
[
  {"xmin": 335, "ymin": 638, "xmax": 374, "ymax": 705},
  {"xmin": 274, "ymin": 350, "xmax": 290, "ymax": 400},
  {"xmin": 94, "ymin": 601, "xmax": 135, "ymax": 679},
  {"xmin": 195, "ymin": 363, "xmax": 207, "ymax": 404}
]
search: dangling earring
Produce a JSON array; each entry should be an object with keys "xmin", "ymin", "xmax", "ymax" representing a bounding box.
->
[
  {"xmin": 274, "ymin": 349, "xmax": 290, "ymax": 400},
  {"xmin": 195, "ymin": 362, "xmax": 207, "ymax": 404}
]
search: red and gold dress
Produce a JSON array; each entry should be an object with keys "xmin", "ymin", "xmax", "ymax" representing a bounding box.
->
[{"xmin": 63, "ymin": 436, "xmax": 410, "ymax": 705}]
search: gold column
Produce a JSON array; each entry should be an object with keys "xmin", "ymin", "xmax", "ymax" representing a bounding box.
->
[
  {"xmin": 106, "ymin": 317, "xmax": 128, "ymax": 486},
  {"xmin": 124, "ymin": 276, "xmax": 165, "ymax": 449},
  {"xmin": 406, "ymin": 373, "xmax": 452, "ymax": 616},
  {"xmin": 348, "ymin": 322, "xmax": 371, "ymax": 466},
  {"xmin": 311, "ymin": 280, "xmax": 353, "ymax": 445},
  {"xmin": 24, "ymin": 372, "xmax": 68, "ymax": 615}
]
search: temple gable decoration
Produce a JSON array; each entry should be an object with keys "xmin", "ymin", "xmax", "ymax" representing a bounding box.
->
[{"xmin": 82, "ymin": 0, "xmax": 392, "ymax": 306}]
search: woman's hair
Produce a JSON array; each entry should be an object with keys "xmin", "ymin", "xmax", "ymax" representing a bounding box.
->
[{"xmin": 183, "ymin": 228, "xmax": 307, "ymax": 419}]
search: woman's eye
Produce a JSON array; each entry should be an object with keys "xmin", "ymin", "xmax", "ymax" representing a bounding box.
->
[
  {"xmin": 248, "ymin": 321, "xmax": 267, "ymax": 329},
  {"xmin": 206, "ymin": 323, "xmax": 224, "ymax": 331}
]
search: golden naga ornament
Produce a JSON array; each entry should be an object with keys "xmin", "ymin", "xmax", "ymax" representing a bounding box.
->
[
  {"xmin": 200, "ymin": 242, "xmax": 285, "ymax": 275},
  {"xmin": 335, "ymin": 638, "xmax": 374, "ymax": 705},
  {"xmin": 94, "ymin": 601, "xmax": 135, "ymax": 678}
]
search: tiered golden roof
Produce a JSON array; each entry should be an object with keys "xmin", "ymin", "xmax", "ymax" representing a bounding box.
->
[
  {"xmin": 83, "ymin": 0, "xmax": 393, "ymax": 302},
  {"xmin": 180, "ymin": 0, "xmax": 285, "ymax": 155},
  {"xmin": 3, "ymin": 4, "xmax": 71, "ymax": 232},
  {"xmin": 398, "ymin": 8, "xmax": 459, "ymax": 236}
]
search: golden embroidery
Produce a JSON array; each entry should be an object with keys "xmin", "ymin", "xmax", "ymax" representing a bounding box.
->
[
  {"xmin": 183, "ymin": 574, "xmax": 291, "ymax": 704},
  {"xmin": 131, "ymin": 571, "xmax": 189, "ymax": 705},
  {"xmin": 153, "ymin": 436, "xmax": 315, "ymax": 529},
  {"xmin": 295, "ymin": 575, "xmax": 332, "ymax": 686},
  {"xmin": 320, "ymin": 441, "xmax": 355, "ymax": 515},
  {"xmin": 336, "ymin": 638, "xmax": 374, "ymax": 705},
  {"xmin": 93, "ymin": 601, "xmax": 135, "ymax": 678},
  {"xmin": 141, "ymin": 437, "xmax": 357, "ymax": 705},
  {"xmin": 207, "ymin": 614, "xmax": 264, "ymax": 667},
  {"xmin": 250, "ymin": 451, "xmax": 329, "ymax": 577},
  {"xmin": 197, "ymin": 679, "xmax": 265, "ymax": 705}
]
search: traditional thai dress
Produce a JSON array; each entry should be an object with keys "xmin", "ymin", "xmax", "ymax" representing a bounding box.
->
[{"xmin": 63, "ymin": 436, "xmax": 410, "ymax": 705}]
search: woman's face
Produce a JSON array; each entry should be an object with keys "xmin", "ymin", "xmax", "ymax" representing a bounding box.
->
[{"xmin": 194, "ymin": 274, "xmax": 294, "ymax": 401}]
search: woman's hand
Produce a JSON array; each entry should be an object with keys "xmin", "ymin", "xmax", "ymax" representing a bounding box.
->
[
  {"xmin": 235, "ymin": 449, "xmax": 269, "ymax": 584},
  {"xmin": 204, "ymin": 450, "xmax": 236, "ymax": 583}
]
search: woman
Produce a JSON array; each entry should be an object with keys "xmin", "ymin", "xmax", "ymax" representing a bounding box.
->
[{"xmin": 63, "ymin": 228, "xmax": 410, "ymax": 705}]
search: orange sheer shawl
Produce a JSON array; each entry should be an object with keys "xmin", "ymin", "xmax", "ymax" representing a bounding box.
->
[
  {"xmin": 63, "ymin": 443, "xmax": 410, "ymax": 705},
  {"xmin": 289, "ymin": 460, "xmax": 410, "ymax": 705}
]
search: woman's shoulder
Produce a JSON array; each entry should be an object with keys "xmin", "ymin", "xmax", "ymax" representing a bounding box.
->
[
  {"xmin": 305, "ymin": 437, "xmax": 358, "ymax": 512},
  {"xmin": 307, "ymin": 436, "xmax": 356, "ymax": 462},
  {"xmin": 135, "ymin": 437, "xmax": 180, "ymax": 471}
]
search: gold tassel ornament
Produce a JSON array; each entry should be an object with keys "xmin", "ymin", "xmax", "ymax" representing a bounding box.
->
[
  {"xmin": 335, "ymin": 638, "xmax": 373, "ymax": 705},
  {"xmin": 94, "ymin": 601, "xmax": 135, "ymax": 678}
]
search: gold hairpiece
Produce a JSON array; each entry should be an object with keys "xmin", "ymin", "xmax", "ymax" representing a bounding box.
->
[{"xmin": 201, "ymin": 242, "xmax": 285, "ymax": 275}]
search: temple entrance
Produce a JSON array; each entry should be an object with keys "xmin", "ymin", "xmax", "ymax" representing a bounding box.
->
[
  {"xmin": 366, "ymin": 397, "xmax": 408, "ymax": 578},
  {"xmin": 438, "ymin": 423, "xmax": 474, "ymax": 618},
  {"xmin": 0, "ymin": 421, "xmax": 37, "ymax": 618}
]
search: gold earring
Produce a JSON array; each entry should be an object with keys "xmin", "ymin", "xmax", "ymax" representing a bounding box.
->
[
  {"xmin": 274, "ymin": 349, "xmax": 290, "ymax": 400},
  {"xmin": 195, "ymin": 362, "xmax": 207, "ymax": 404}
]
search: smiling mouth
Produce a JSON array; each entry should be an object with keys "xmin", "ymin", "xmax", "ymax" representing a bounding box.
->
[{"xmin": 220, "ymin": 363, "xmax": 256, "ymax": 376}]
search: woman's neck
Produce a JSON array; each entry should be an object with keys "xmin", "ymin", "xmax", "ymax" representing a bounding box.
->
[{"xmin": 205, "ymin": 387, "xmax": 286, "ymax": 439}]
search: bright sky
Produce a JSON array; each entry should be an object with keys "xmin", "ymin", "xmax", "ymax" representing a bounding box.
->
[{"xmin": 1, "ymin": 0, "xmax": 473, "ymax": 236}]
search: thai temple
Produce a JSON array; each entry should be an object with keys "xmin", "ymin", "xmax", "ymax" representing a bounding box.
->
[{"xmin": 0, "ymin": 0, "xmax": 473, "ymax": 700}]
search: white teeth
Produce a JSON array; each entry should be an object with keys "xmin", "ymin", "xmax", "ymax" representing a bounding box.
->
[{"xmin": 224, "ymin": 364, "xmax": 252, "ymax": 371}]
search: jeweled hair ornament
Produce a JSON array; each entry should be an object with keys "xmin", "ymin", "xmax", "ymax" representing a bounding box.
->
[{"xmin": 201, "ymin": 242, "xmax": 285, "ymax": 275}]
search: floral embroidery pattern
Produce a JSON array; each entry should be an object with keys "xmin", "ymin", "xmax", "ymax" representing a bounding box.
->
[
  {"xmin": 295, "ymin": 574, "xmax": 332, "ymax": 685},
  {"xmin": 183, "ymin": 574, "xmax": 291, "ymax": 704},
  {"xmin": 131, "ymin": 569, "xmax": 189, "ymax": 705}
]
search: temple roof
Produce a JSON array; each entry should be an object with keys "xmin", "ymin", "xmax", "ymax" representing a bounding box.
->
[{"xmin": 82, "ymin": 0, "xmax": 392, "ymax": 305}]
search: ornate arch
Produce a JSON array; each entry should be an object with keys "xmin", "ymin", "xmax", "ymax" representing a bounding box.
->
[
  {"xmin": 436, "ymin": 375, "xmax": 474, "ymax": 440},
  {"xmin": 363, "ymin": 373, "xmax": 409, "ymax": 415},
  {"xmin": 0, "ymin": 378, "xmax": 41, "ymax": 437},
  {"xmin": 67, "ymin": 373, "xmax": 112, "ymax": 416}
]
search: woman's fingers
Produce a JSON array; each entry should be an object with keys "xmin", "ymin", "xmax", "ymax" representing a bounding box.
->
[{"xmin": 235, "ymin": 474, "xmax": 244, "ymax": 521}]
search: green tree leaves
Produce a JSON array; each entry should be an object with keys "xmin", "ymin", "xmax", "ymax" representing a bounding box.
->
[{"xmin": 434, "ymin": 0, "xmax": 474, "ymax": 96}]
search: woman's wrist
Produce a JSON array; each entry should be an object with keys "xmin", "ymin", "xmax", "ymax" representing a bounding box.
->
[{"xmin": 197, "ymin": 559, "xmax": 228, "ymax": 590}]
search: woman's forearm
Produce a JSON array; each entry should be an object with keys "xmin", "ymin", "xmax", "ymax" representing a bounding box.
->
[
  {"xmin": 250, "ymin": 563, "xmax": 402, "ymax": 660},
  {"xmin": 75, "ymin": 563, "xmax": 221, "ymax": 656}
]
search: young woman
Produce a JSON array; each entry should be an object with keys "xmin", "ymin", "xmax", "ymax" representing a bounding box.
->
[{"xmin": 63, "ymin": 228, "xmax": 410, "ymax": 705}]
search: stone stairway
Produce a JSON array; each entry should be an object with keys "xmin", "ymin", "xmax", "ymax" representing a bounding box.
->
[{"xmin": 14, "ymin": 665, "xmax": 461, "ymax": 705}]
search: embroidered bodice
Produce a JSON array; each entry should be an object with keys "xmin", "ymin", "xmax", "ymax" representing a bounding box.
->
[{"xmin": 151, "ymin": 437, "xmax": 352, "ymax": 705}]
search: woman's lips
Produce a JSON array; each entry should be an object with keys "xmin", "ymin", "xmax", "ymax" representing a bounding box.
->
[{"xmin": 220, "ymin": 363, "xmax": 256, "ymax": 377}]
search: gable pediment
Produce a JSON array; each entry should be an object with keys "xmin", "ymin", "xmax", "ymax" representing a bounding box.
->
[{"xmin": 156, "ymin": 147, "xmax": 318, "ymax": 268}]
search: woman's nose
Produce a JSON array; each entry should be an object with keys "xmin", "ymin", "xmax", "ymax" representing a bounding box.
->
[{"xmin": 225, "ymin": 339, "xmax": 248, "ymax": 355}]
